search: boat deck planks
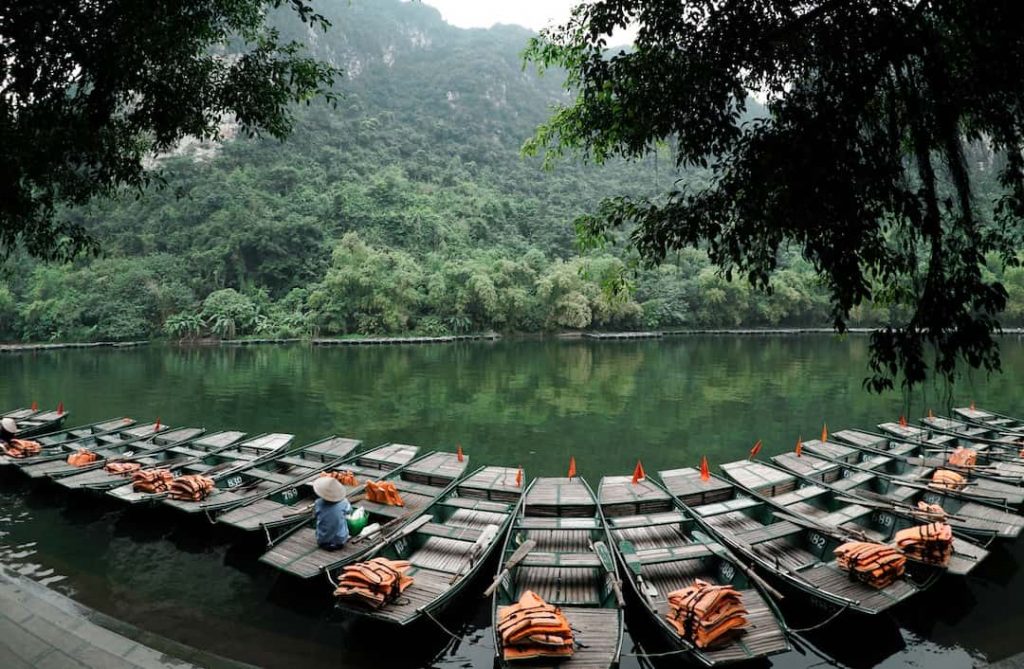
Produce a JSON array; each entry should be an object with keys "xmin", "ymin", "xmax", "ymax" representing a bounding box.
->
[
  {"xmin": 598, "ymin": 476, "xmax": 673, "ymax": 516},
  {"xmin": 457, "ymin": 466, "xmax": 522, "ymax": 501},
  {"xmin": 356, "ymin": 443, "xmax": 419, "ymax": 470},
  {"xmin": 525, "ymin": 477, "xmax": 596, "ymax": 517},
  {"xmin": 659, "ymin": 468, "xmax": 734, "ymax": 506},
  {"xmin": 58, "ymin": 430, "xmax": 246, "ymax": 490},
  {"xmin": 402, "ymin": 451, "xmax": 468, "ymax": 485},
  {"xmin": 217, "ymin": 444, "xmax": 418, "ymax": 531}
]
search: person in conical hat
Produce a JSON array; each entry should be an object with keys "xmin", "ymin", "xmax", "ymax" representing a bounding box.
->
[
  {"xmin": 0, "ymin": 418, "xmax": 18, "ymax": 447},
  {"xmin": 313, "ymin": 476, "xmax": 354, "ymax": 551}
]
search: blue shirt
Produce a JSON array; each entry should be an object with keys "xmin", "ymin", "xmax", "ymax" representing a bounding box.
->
[{"xmin": 315, "ymin": 498, "xmax": 352, "ymax": 549}]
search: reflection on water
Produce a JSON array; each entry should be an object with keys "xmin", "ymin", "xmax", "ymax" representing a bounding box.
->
[{"xmin": 1, "ymin": 336, "xmax": 1022, "ymax": 667}]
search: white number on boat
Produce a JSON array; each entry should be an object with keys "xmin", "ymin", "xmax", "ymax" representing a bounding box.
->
[
  {"xmin": 809, "ymin": 532, "xmax": 827, "ymax": 549},
  {"xmin": 718, "ymin": 562, "xmax": 735, "ymax": 581},
  {"xmin": 226, "ymin": 475, "xmax": 242, "ymax": 487},
  {"xmin": 281, "ymin": 489, "xmax": 298, "ymax": 501}
]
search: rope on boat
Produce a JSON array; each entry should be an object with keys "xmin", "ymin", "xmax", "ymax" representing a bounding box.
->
[
  {"xmin": 419, "ymin": 606, "xmax": 479, "ymax": 643},
  {"xmin": 786, "ymin": 601, "xmax": 852, "ymax": 633},
  {"xmin": 204, "ymin": 509, "xmax": 217, "ymax": 525}
]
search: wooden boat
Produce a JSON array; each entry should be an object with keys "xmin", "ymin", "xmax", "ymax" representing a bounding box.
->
[
  {"xmin": 260, "ymin": 450, "xmax": 469, "ymax": 579},
  {"xmin": 953, "ymin": 406, "xmax": 1024, "ymax": 434},
  {"xmin": 161, "ymin": 436, "xmax": 361, "ymax": 515},
  {"xmin": 0, "ymin": 418, "xmax": 136, "ymax": 467},
  {"xmin": 881, "ymin": 418, "xmax": 1024, "ymax": 461},
  {"xmin": 22, "ymin": 427, "xmax": 205, "ymax": 480},
  {"xmin": 106, "ymin": 433, "xmax": 294, "ymax": 504},
  {"xmin": 598, "ymin": 475, "xmax": 790, "ymax": 665},
  {"xmin": 1, "ymin": 407, "xmax": 68, "ymax": 437},
  {"xmin": 768, "ymin": 442, "xmax": 1024, "ymax": 541},
  {"xmin": 217, "ymin": 443, "xmax": 421, "ymax": 534},
  {"xmin": 16, "ymin": 422, "xmax": 166, "ymax": 476},
  {"xmin": 863, "ymin": 422, "xmax": 1024, "ymax": 479},
  {"xmin": 823, "ymin": 429, "xmax": 1024, "ymax": 509},
  {"xmin": 333, "ymin": 466, "xmax": 523, "ymax": 626},
  {"xmin": 726, "ymin": 458, "xmax": 988, "ymax": 576},
  {"xmin": 56, "ymin": 431, "xmax": 246, "ymax": 490},
  {"xmin": 657, "ymin": 466, "xmax": 921, "ymax": 615},
  {"xmin": 491, "ymin": 477, "xmax": 623, "ymax": 669}
]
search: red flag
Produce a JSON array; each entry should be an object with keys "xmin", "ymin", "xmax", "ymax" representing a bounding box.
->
[
  {"xmin": 928, "ymin": 408, "xmax": 934, "ymax": 419},
  {"xmin": 795, "ymin": 436, "xmax": 803, "ymax": 457},
  {"xmin": 749, "ymin": 440, "xmax": 762, "ymax": 459},
  {"xmin": 456, "ymin": 444, "xmax": 464, "ymax": 462},
  {"xmin": 821, "ymin": 423, "xmax": 828, "ymax": 443},
  {"xmin": 899, "ymin": 415, "xmax": 908, "ymax": 427},
  {"xmin": 154, "ymin": 417, "xmax": 161, "ymax": 431},
  {"xmin": 31, "ymin": 401, "xmax": 38, "ymax": 412},
  {"xmin": 57, "ymin": 401, "xmax": 64, "ymax": 415},
  {"xmin": 515, "ymin": 466, "xmax": 523, "ymax": 488},
  {"xmin": 699, "ymin": 456, "xmax": 710, "ymax": 481},
  {"xmin": 568, "ymin": 456, "xmax": 577, "ymax": 479},
  {"xmin": 631, "ymin": 460, "xmax": 646, "ymax": 484}
]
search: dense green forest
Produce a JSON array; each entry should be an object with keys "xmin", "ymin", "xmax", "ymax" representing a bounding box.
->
[{"xmin": 0, "ymin": 0, "xmax": 1019, "ymax": 342}]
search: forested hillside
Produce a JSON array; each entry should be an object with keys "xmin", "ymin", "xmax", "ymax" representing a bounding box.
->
[{"xmin": 0, "ymin": 0, "xmax": 1018, "ymax": 342}]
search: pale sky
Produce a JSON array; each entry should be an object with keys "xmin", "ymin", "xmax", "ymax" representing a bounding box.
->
[{"xmin": 419, "ymin": 0, "xmax": 581, "ymax": 32}]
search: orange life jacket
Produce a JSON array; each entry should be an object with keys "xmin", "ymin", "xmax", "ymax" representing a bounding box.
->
[
  {"xmin": 3, "ymin": 439, "xmax": 42, "ymax": 458},
  {"xmin": 104, "ymin": 462, "xmax": 142, "ymax": 475},
  {"xmin": 333, "ymin": 558, "xmax": 414, "ymax": 609},
  {"xmin": 496, "ymin": 590, "xmax": 574, "ymax": 661},
  {"xmin": 666, "ymin": 579, "xmax": 749, "ymax": 648},
  {"xmin": 948, "ymin": 447, "xmax": 977, "ymax": 468},
  {"xmin": 168, "ymin": 474, "xmax": 215, "ymax": 501},
  {"xmin": 365, "ymin": 480, "xmax": 405, "ymax": 506},
  {"xmin": 321, "ymin": 470, "xmax": 359, "ymax": 487},
  {"xmin": 930, "ymin": 469, "xmax": 966, "ymax": 491},
  {"xmin": 67, "ymin": 449, "xmax": 99, "ymax": 466},
  {"xmin": 834, "ymin": 541, "xmax": 907, "ymax": 588}
]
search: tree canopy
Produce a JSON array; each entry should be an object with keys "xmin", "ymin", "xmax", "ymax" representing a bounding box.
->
[
  {"xmin": 0, "ymin": 0, "xmax": 338, "ymax": 261},
  {"xmin": 524, "ymin": 0, "xmax": 1024, "ymax": 391}
]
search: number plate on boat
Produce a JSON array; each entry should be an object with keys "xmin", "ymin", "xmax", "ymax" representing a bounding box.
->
[
  {"xmin": 226, "ymin": 475, "xmax": 242, "ymax": 487},
  {"xmin": 809, "ymin": 532, "xmax": 827, "ymax": 549},
  {"xmin": 282, "ymin": 488, "xmax": 298, "ymax": 501},
  {"xmin": 718, "ymin": 562, "xmax": 735, "ymax": 582}
]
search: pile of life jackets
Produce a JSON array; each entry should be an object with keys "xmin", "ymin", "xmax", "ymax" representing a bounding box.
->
[
  {"xmin": 67, "ymin": 449, "xmax": 99, "ymax": 466},
  {"xmin": 333, "ymin": 558, "xmax": 414, "ymax": 609},
  {"xmin": 930, "ymin": 469, "xmax": 967, "ymax": 491},
  {"xmin": 2, "ymin": 439, "xmax": 41, "ymax": 458},
  {"xmin": 365, "ymin": 480, "xmax": 404, "ymax": 506},
  {"xmin": 132, "ymin": 469, "xmax": 175, "ymax": 493},
  {"xmin": 104, "ymin": 462, "xmax": 142, "ymax": 475},
  {"xmin": 169, "ymin": 474, "xmax": 216, "ymax": 501},
  {"xmin": 948, "ymin": 447, "xmax": 977, "ymax": 468},
  {"xmin": 666, "ymin": 579, "xmax": 748, "ymax": 649},
  {"xmin": 321, "ymin": 470, "xmax": 359, "ymax": 486},
  {"xmin": 834, "ymin": 541, "xmax": 907, "ymax": 589},
  {"xmin": 496, "ymin": 590, "xmax": 574, "ymax": 661},
  {"xmin": 894, "ymin": 522, "xmax": 954, "ymax": 567},
  {"xmin": 916, "ymin": 501, "xmax": 948, "ymax": 519}
]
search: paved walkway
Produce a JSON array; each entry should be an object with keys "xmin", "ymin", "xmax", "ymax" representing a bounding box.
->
[{"xmin": 0, "ymin": 567, "xmax": 249, "ymax": 669}]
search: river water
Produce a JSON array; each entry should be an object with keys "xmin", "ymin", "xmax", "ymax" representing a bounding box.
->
[{"xmin": 1, "ymin": 335, "xmax": 1021, "ymax": 668}]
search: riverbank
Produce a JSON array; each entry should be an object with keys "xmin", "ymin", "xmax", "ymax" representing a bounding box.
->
[
  {"xmin": 0, "ymin": 566, "xmax": 252, "ymax": 669},
  {"xmin": 5, "ymin": 326, "xmax": 1024, "ymax": 355}
]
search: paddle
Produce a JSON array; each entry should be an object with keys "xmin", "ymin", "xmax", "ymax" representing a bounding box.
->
[
  {"xmin": 837, "ymin": 492, "xmax": 968, "ymax": 522},
  {"xmin": 592, "ymin": 541, "xmax": 625, "ymax": 608},
  {"xmin": 483, "ymin": 539, "xmax": 537, "ymax": 597},
  {"xmin": 449, "ymin": 524, "xmax": 499, "ymax": 585},
  {"xmin": 770, "ymin": 509, "xmax": 868, "ymax": 543}
]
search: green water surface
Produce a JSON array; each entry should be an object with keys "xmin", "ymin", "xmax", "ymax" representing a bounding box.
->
[{"xmin": 1, "ymin": 336, "xmax": 1021, "ymax": 668}]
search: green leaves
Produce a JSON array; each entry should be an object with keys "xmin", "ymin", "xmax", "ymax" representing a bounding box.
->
[
  {"xmin": 525, "ymin": 0, "xmax": 1024, "ymax": 390},
  {"xmin": 1, "ymin": 0, "xmax": 339, "ymax": 261}
]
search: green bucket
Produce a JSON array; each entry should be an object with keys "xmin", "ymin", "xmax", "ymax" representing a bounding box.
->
[{"xmin": 347, "ymin": 507, "xmax": 368, "ymax": 535}]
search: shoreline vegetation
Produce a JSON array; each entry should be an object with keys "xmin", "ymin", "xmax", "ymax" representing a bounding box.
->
[{"xmin": 6, "ymin": 327, "xmax": 1024, "ymax": 354}]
